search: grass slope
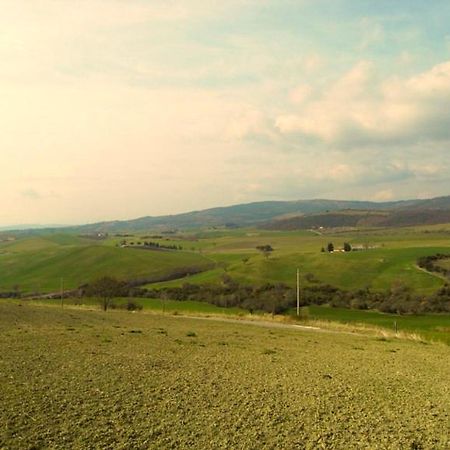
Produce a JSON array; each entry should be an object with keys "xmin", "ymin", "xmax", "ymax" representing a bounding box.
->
[
  {"xmin": 305, "ymin": 305, "xmax": 450, "ymax": 345},
  {"xmin": 0, "ymin": 302, "xmax": 448, "ymax": 449},
  {"xmin": 2, "ymin": 226, "xmax": 450, "ymax": 295},
  {"xmin": 32, "ymin": 297, "xmax": 246, "ymax": 316},
  {"xmin": 151, "ymin": 227, "xmax": 450, "ymax": 293},
  {"xmin": 0, "ymin": 235, "xmax": 212, "ymax": 293},
  {"xmin": 212, "ymin": 246, "xmax": 447, "ymax": 292}
]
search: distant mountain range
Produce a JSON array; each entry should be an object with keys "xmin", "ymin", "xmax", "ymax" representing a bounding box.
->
[{"xmin": 69, "ymin": 195, "xmax": 450, "ymax": 233}]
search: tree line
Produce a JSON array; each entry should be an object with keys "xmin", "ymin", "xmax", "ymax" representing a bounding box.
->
[
  {"xmin": 417, "ymin": 253, "xmax": 450, "ymax": 278},
  {"xmin": 81, "ymin": 273, "xmax": 450, "ymax": 314},
  {"xmin": 142, "ymin": 279, "xmax": 450, "ymax": 315},
  {"xmin": 321, "ymin": 242, "xmax": 352, "ymax": 252},
  {"xmin": 120, "ymin": 240, "xmax": 183, "ymax": 250}
]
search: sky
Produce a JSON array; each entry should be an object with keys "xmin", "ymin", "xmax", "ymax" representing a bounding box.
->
[{"xmin": 1, "ymin": 0, "xmax": 450, "ymax": 226}]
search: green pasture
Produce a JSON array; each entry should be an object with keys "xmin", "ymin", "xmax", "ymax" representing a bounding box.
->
[
  {"xmin": 153, "ymin": 226, "xmax": 450, "ymax": 293},
  {"xmin": 31, "ymin": 297, "xmax": 245, "ymax": 316},
  {"xmin": 1, "ymin": 226, "xmax": 450, "ymax": 295},
  {"xmin": 146, "ymin": 267, "xmax": 226, "ymax": 289},
  {"xmin": 108, "ymin": 226, "xmax": 450, "ymax": 294},
  {"xmin": 303, "ymin": 305, "xmax": 450, "ymax": 345},
  {"xmin": 0, "ymin": 234, "xmax": 211, "ymax": 293},
  {"xmin": 153, "ymin": 245, "xmax": 449, "ymax": 293}
]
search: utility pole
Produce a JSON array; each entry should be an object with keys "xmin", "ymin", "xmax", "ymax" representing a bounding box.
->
[
  {"xmin": 296, "ymin": 268, "xmax": 300, "ymax": 316},
  {"xmin": 60, "ymin": 277, "xmax": 64, "ymax": 309}
]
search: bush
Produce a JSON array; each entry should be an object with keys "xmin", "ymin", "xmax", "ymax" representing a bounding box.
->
[{"xmin": 126, "ymin": 300, "xmax": 143, "ymax": 311}]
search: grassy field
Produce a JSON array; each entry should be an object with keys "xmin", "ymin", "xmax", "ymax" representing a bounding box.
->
[
  {"xmin": 303, "ymin": 305, "xmax": 450, "ymax": 345},
  {"xmin": 143, "ymin": 227, "xmax": 450, "ymax": 293},
  {"xmin": 31, "ymin": 297, "xmax": 247, "ymax": 316},
  {"xmin": 1, "ymin": 226, "xmax": 450, "ymax": 295},
  {"xmin": 0, "ymin": 301, "xmax": 448, "ymax": 449},
  {"xmin": 0, "ymin": 234, "xmax": 212, "ymax": 293}
]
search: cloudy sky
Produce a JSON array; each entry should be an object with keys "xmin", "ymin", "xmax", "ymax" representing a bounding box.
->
[{"xmin": 1, "ymin": 0, "xmax": 450, "ymax": 225}]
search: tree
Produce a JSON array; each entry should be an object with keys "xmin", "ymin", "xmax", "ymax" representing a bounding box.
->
[
  {"xmin": 85, "ymin": 276, "xmax": 125, "ymax": 311},
  {"xmin": 327, "ymin": 242, "xmax": 334, "ymax": 253},
  {"xmin": 256, "ymin": 244, "xmax": 274, "ymax": 258},
  {"xmin": 343, "ymin": 242, "xmax": 352, "ymax": 252},
  {"xmin": 12, "ymin": 284, "xmax": 21, "ymax": 298}
]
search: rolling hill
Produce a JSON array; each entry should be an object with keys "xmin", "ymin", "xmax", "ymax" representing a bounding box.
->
[
  {"xmin": 264, "ymin": 207, "xmax": 450, "ymax": 230},
  {"xmin": 65, "ymin": 195, "xmax": 450, "ymax": 232},
  {"xmin": 0, "ymin": 234, "xmax": 213, "ymax": 293}
]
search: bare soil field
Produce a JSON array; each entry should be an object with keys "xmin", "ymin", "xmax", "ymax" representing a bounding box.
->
[{"xmin": 0, "ymin": 302, "xmax": 449, "ymax": 449}]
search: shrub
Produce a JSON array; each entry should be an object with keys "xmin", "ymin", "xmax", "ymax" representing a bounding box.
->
[{"xmin": 126, "ymin": 300, "xmax": 143, "ymax": 311}]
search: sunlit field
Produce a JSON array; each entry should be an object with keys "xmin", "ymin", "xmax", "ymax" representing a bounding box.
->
[
  {"xmin": 0, "ymin": 302, "xmax": 448, "ymax": 449},
  {"xmin": 2, "ymin": 226, "xmax": 449, "ymax": 295}
]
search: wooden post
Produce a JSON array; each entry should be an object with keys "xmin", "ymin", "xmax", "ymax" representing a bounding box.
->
[{"xmin": 296, "ymin": 268, "xmax": 300, "ymax": 316}]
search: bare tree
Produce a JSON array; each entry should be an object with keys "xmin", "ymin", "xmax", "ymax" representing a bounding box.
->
[{"xmin": 85, "ymin": 276, "xmax": 125, "ymax": 311}]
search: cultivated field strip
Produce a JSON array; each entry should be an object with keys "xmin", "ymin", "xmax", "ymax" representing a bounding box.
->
[{"xmin": 0, "ymin": 303, "xmax": 449, "ymax": 449}]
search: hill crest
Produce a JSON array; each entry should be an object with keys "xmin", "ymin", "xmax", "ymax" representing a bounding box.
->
[{"xmin": 69, "ymin": 195, "xmax": 450, "ymax": 232}]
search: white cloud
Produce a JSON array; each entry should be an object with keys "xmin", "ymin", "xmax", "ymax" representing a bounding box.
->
[
  {"xmin": 275, "ymin": 60, "xmax": 450, "ymax": 146},
  {"xmin": 289, "ymin": 84, "xmax": 312, "ymax": 104},
  {"xmin": 226, "ymin": 108, "xmax": 271, "ymax": 140},
  {"xmin": 326, "ymin": 164, "xmax": 354, "ymax": 182},
  {"xmin": 0, "ymin": 1, "xmax": 449, "ymax": 225}
]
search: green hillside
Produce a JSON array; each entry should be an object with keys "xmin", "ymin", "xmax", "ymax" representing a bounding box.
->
[
  {"xmin": 2, "ymin": 226, "xmax": 450, "ymax": 295},
  {"xmin": 210, "ymin": 247, "xmax": 447, "ymax": 292},
  {"xmin": 0, "ymin": 234, "xmax": 212, "ymax": 293},
  {"xmin": 149, "ymin": 227, "xmax": 450, "ymax": 293}
]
